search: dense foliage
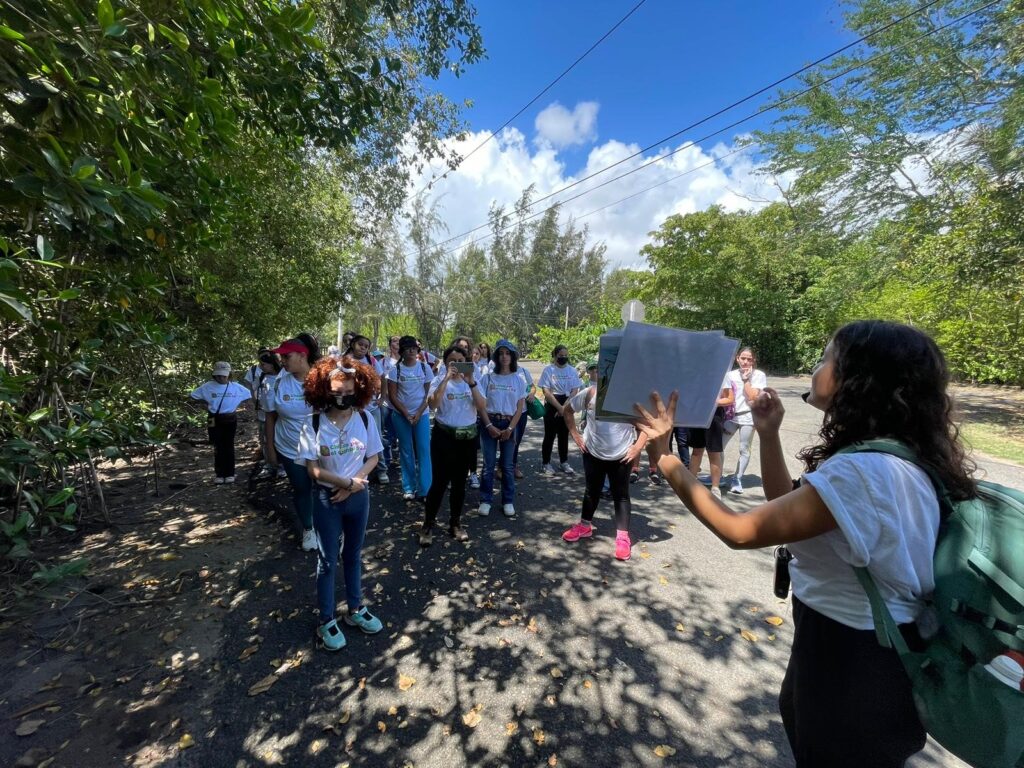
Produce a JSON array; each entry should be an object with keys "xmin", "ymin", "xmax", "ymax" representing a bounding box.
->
[{"xmin": 0, "ymin": 0, "xmax": 482, "ymax": 555}]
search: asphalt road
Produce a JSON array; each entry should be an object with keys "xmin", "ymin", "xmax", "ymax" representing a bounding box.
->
[{"xmin": 179, "ymin": 368, "xmax": 1017, "ymax": 768}]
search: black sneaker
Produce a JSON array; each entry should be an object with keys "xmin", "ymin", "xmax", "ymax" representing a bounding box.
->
[
  {"xmin": 649, "ymin": 471, "xmax": 661, "ymax": 485},
  {"xmin": 629, "ymin": 471, "xmax": 640, "ymax": 484}
]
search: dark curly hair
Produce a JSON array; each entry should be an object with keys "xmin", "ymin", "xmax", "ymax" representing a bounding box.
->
[
  {"xmin": 303, "ymin": 356, "xmax": 379, "ymax": 412},
  {"xmin": 798, "ymin": 320, "xmax": 975, "ymax": 501}
]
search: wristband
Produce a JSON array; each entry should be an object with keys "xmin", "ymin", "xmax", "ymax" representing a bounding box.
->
[
  {"xmin": 484, "ymin": 423, "xmax": 493, "ymax": 429},
  {"xmin": 468, "ymin": 381, "xmax": 477, "ymax": 388}
]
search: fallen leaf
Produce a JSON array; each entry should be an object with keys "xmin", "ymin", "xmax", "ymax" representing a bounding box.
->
[
  {"xmin": 161, "ymin": 630, "xmax": 178, "ymax": 644},
  {"xmin": 526, "ymin": 617, "xmax": 539, "ymax": 633},
  {"xmin": 654, "ymin": 744, "xmax": 677, "ymax": 757},
  {"xmin": 443, "ymin": 635, "xmax": 454, "ymax": 649},
  {"xmin": 533, "ymin": 728, "xmax": 545, "ymax": 745},
  {"xmin": 398, "ymin": 673, "xmax": 416, "ymax": 691},
  {"xmin": 158, "ymin": 553, "xmax": 179, "ymax": 561},
  {"xmin": 548, "ymin": 755, "xmax": 558, "ymax": 767},
  {"xmin": 387, "ymin": 706, "xmax": 398, "ymax": 716},
  {"xmin": 15, "ymin": 719, "xmax": 44, "ymax": 736},
  {"xmin": 309, "ymin": 738, "xmax": 326, "ymax": 755},
  {"xmin": 377, "ymin": 721, "xmax": 386, "ymax": 733},
  {"xmin": 549, "ymin": 667, "xmax": 563, "ymax": 678},
  {"xmin": 765, "ymin": 615, "xmax": 784, "ymax": 626},
  {"xmin": 583, "ymin": 680, "xmax": 592, "ymax": 689},
  {"xmin": 658, "ymin": 576, "xmax": 668, "ymax": 586},
  {"xmin": 741, "ymin": 629, "xmax": 758, "ymax": 643},
  {"xmin": 505, "ymin": 722, "xmax": 518, "ymax": 735},
  {"xmin": 339, "ymin": 710, "xmax": 351, "ymax": 724},
  {"xmin": 178, "ymin": 734, "xmax": 194, "ymax": 750},
  {"xmin": 675, "ymin": 622, "xmax": 685, "ymax": 632},
  {"xmin": 639, "ymin": 552, "xmax": 651, "ymax": 559},
  {"xmin": 358, "ymin": 677, "xmax": 366, "ymax": 690},
  {"xmin": 462, "ymin": 709, "xmax": 482, "ymax": 728},
  {"xmin": 239, "ymin": 645, "xmax": 259, "ymax": 660},
  {"xmin": 247, "ymin": 674, "xmax": 278, "ymax": 696}
]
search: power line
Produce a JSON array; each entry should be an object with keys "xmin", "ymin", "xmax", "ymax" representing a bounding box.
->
[
  {"xmin": 416, "ymin": 0, "xmax": 649, "ymax": 195},
  {"xmin": 431, "ymin": 0, "xmax": 999, "ymax": 258},
  {"xmin": 423, "ymin": 0, "xmax": 953, "ymax": 252}
]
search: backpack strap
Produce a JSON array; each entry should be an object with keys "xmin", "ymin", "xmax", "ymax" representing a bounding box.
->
[
  {"xmin": 360, "ymin": 411, "xmax": 368, "ymax": 429},
  {"xmin": 853, "ymin": 567, "xmax": 912, "ymax": 656},
  {"xmin": 312, "ymin": 412, "xmax": 320, "ymax": 434}
]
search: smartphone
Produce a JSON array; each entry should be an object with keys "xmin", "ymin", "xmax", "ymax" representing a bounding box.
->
[{"xmin": 452, "ymin": 361, "xmax": 475, "ymax": 376}]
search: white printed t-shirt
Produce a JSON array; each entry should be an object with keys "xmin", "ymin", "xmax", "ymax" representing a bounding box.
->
[
  {"xmin": 538, "ymin": 364, "xmax": 582, "ymax": 396},
  {"xmin": 387, "ymin": 361, "xmax": 432, "ymax": 414},
  {"xmin": 794, "ymin": 452, "xmax": 940, "ymax": 630},
  {"xmin": 427, "ymin": 374, "xmax": 478, "ymax": 428},
  {"xmin": 349, "ymin": 356, "xmax": 384, "ymax": 413},
  {"xmin": 255, "ymin": 372, "xmax": 278, "ymax": 423},
  {"xmin": 568, "ymin": 386, "xmax": 635, "ymax": 461},
  {"xmin": 296, "ymin": 411, "xmax": 383, "ymax": 489},
  {"xmin": 190, "ymin": 380, "xmax": 251, "ymax": 414},
  {"xmin": 725, "ymin": 368, "xmax": 768, "ymax": 425},
  {"xmin": 480, "ymin": 372, "xmax": 526, "ymax": 416},
  {"xmin": 266, "ymin": 373, "xmax": 313, "ymax": 460}
]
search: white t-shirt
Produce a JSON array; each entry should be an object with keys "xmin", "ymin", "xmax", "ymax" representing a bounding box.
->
[
  {"xmin": 726, "ymin": 368, "xmax": 768, "ymax": 425},
  {"xmin": 539, "ymin": 364, "xmax": 582, "ymax": 396},
  {"xmin": 517, "ymin": 365, "xmax": 534, "ymax": 395},
  {"xmin": 266, "ymin": 373, "xmax": 313, "ymax": 460},
  {"xmin": 190, "ymin": 381, "xmax": 251, "ymax": 414},
  {"xmin": 387, "ymin": 361, "xmax": 433, "ymax": 413},
  {"xmin": 427, "ymin": 374, "xmax": 478, "ymax": 428},
  {"xmin": 254, "ymin": 371, "xmax": 278, "ymax": 422},
  {"xmin": 296, "ymin": 411, "xmax": 383, "ymax": 488},
  {"xmin": 794, "ymin": 452, "xmax": 940, "ymax": 630},
  {"xmin": 480, "ymin": 372, "xmax": 526, "ymax": 416},
  {"xmin": 568, "ymin": 387, "xmax": 636, "ymax": 461},
  {"xmin": 475, "ymin": 360, "xmax": 493, "ymax": 380},
  {"xmin": 242, "ymin": 365, "xmax": 261, "ymax": 395}
]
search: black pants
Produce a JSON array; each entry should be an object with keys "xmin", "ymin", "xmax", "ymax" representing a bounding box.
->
[
  {"xmin": 541, "ymin": 396, "xmax": 569, "ymax": 464},
  {"xmin": 208, "ymin": 412, "xmax": 237, "ymax": 478},
  {"xmin": 424, "ymin": 424, "xmax": 476, "ymax": 531},
  {"xmin": 779, "ymin": 597, "xmax": 925, "ymax": 767},
  {"xmin": 581, "ymin": 452, "xmax": 632, "ymax": 530}
]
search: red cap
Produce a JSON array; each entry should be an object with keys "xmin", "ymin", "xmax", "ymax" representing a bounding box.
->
[{"xmin": 270, "ymin": 340, "xmax": 308, "ymax": 356}]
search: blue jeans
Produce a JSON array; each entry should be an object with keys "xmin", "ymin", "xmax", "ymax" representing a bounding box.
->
[
  {"xmin": 392, "ymin": 411, "xmax": 431, "ymax": 496},
  {"xmin": 380, "ymin": 407, "xmax": 395, "ymax": 466},
  {"xmin": 513, "ymin": 414, "xmax": 528, "ymax": 468},
  {"xmin": 279, "ymin": 453, "xmax": 314, "ymax": 530},
  {"xmin": 671, "ymin": 426, "xmax": 691, "ymax": 468},
  {"xmin": 480, "ymin": 416, "xmax": 516, "ymax": 505},
  {"xmin": 313, "ymin": 486, "xmax": 369, "ymax": 622}
]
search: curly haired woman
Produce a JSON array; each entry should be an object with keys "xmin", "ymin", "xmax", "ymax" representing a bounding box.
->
[{"xmin": 298, "ymin": 356, "xmax": 384, "ymax": 651}]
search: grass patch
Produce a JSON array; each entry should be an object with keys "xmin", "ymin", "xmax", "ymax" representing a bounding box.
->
[{"xmin": 960, "ymin": 422, "xmax": 1024, "ymax": 465}]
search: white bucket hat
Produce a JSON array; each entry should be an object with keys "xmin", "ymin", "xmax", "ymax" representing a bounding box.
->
[{"xmin": 212, "ymin": 361, "xmax": 231, "ymax": 377}]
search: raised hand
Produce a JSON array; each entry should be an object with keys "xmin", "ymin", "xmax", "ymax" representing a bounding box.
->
[
  {"xmin": 633, "ymin": 390, "xmax": 677, "ymax": 463},
  {"xmin": 750, "ymin": 387, "xmax": 785, "ymax": 435}
]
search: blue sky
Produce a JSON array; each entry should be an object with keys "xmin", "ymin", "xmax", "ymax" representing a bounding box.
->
[{"xmin": 414, "ymin": 0, "xmax": 854, "ymax": 268}]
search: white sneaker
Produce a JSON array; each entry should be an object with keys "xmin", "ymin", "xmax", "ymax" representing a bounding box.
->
[
  {"xmin": 502, "ymin": 504, "xmax": 515, "ymax": 518},
  {"xmin": 730, "ymin": 482, "xmax": 743, "ymax": 495},
  {"xmin": 301, "ymin": 528, "xmax": 318, "ymax": 551},
  {"xmin": 403, "ymin": 492, "xmax": 416, "ymax": 501},
  {"xmin": 468, "ymin": 473, "xmax": 480, "ymax": 489},
  {"xmin": 541, "ymin": 464, "xmax": 555, "ymax": 476},
  {"xmin": 376, "ymin": 468, "xmax": 390, "ymax": 485},
  {"xmin": 214, "ymin": 477, "xmax": 225, "ymax": 485},
  {"xmin": 478, "ymin": 503, "xmax": 491, "ymax": 516},
  {"xmin": 711, "ymin": 487, "xmax": 722, "ymax": 499},
  {"xmin": 559, "ymin": 462, "xmax": 575, "ymax": 475},
  {"xmin": 225, "ymin": 476, "xmax": 235, "ymax": 484}
]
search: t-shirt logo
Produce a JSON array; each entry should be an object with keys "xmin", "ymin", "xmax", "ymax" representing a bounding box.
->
[
  {"xmin": 446, "ymin": 391, "xmax": 470, "ymax": 401},
  {"xmin": 320, "ymin": 439, "xmax": 362, "ymax": 458},
  {"xmin": 282, "ymin": 394, "xmax": 292, "ymax": 401}
]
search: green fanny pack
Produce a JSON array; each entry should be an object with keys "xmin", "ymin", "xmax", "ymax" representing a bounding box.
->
[{"xmin": 439, "ymin": 422, "xmax": 477, "ymax": 440}]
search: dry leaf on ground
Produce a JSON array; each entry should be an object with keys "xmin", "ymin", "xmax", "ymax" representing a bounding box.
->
[
  {"xmin": 740, "ymin": 629, "xmax": 758, "ymax": 642},
  {"xmin": 583, "ymin": 680, "xmax": 592, "ymax": 689},
  {"xmin": 398, "ymin": 673, "xmax": 416, "ymax": 691},
  {"xmin": 239, "ymin": 645, "xmax": 259, "ymax": 660},
  {"xmin": 178, "ymin": 734, "xmax": 194, "ymax": 750},
  {"xmin": 550, "ymin": 668, "xmax": 563, "ymax": 678},
  {"xmin": 377, "ymin": 721, "xmax": 386, "ymax": 733},
  {"xmin": 675, "ymin": 622, "xmax": 685, "ymax": 632},
  {"xmin": 658, "ymin": 576, "xmax": 668, "ymax": 586},
  {"xmin": 505, "ymin": 722, "xmax": 518, "ymax": 735},
  {"xmin": 654, "ymin": 744, "xmax": 677, "ymax": 757},
  {"xmin": 765, "ymin": 615, "xmax": 784, "ymax": 626},
  {"xmin": 247, "ymin": 673, "xmax": 277, "ymax": 696},
  {"xmin": 462, "ymin": 708, "xmax": 482, "ymax": 728},
  {"xmin": 548, "ymin": 755, "xmax": 558, "ymax": 766},
  {"xmin": 339, "ymin": 710, "xmax": 351, "ymax": 724},
  {"xmin": 15, "ymin": 719, "xmax": 44, "ymax": 736},
  {"xmin": 533, "ymin": 728, "xmax": 545, "ymax": 745}
]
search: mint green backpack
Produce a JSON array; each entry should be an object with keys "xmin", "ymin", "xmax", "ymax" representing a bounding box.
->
[{"xmin": 841, "ymin": 440, "xmax": 1024, "ymax": 768}]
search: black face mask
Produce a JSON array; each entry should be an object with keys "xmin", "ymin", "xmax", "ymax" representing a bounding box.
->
[
  {"xmin": 334, "ymin": 393, "xmax": 357, "ymax": 409},
  {"xmin": 556, "ymin": 356, "xmax": 569, "ymax": 366}
]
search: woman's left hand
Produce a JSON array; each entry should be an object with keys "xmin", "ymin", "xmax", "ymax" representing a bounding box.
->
[
  {"xmin": 633, "ymin": 391, "xmax": 677, "ymax": 464},
  {"xmin": 330, "ymin": 487, "xmax": 352, "ymax": 503},
  {"xmin": 499, "ymin": 427, "xmax": 513, "ymax": 442}
]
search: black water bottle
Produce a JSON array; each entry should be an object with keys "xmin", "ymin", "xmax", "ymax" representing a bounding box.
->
[{"xmin": 773, "ymin": 545, "xmax": 793, "ymax": 599}]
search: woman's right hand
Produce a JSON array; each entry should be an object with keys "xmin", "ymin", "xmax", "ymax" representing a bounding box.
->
[
  {"xmin": 633, "ymin": 390, "xmax": 676, "ymax": 461},
  {"xmin": 751, "ymin": 387, "xmax": 785, "ymax": 435},
  {"xmin": 572, "ymin": 432, "xmax": 587, "ymax": 454},
  {"xmin": 446, "ymin": 362, "xmax": 459, "ymax": 380}
]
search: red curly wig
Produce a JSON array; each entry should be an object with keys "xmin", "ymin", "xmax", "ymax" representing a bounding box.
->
[{"xmin": 303, "ymin": 355, "xmax": 380, "ymax": 411}]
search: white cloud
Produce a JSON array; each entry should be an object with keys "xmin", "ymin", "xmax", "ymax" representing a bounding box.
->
[
  {"xmin": 534, "ymin": 101, "xmax": 599, "ymax": 149},
  {"xmin": 409, "ymin": 115, "xmax": 783, "ymax": 270}
]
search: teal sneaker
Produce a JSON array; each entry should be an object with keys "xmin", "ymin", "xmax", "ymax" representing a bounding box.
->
[
  {"xmin": 344, "ymin": 606, "xmax": 383, "ymax": 635},
  {"xmin": 317, "ymin": 619, "xmax": 346, "ymax": 651}
]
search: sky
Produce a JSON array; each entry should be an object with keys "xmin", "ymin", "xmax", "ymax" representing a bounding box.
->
[{"xmin": 408, "ymin": 0, "xmax": 856, "ymax": 270}]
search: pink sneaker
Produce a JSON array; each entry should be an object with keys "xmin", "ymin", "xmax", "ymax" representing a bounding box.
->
[
  {"xmin": 562, "ymin": 522, "xmax": 593, "ymax": 542},
  {"xmin": 614, "ymin": 532, "xmax": 632, "ymax": 561}
]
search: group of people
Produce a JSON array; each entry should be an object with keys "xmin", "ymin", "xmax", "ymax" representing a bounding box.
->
[{"xmin": 190, "ymin": 320, "xmax": 980, "ymax": 768}]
